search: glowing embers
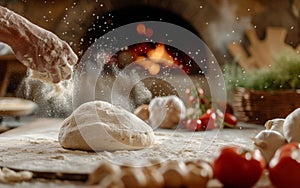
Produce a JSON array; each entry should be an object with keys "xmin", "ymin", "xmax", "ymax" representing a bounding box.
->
[
  {"xmin": 136, "ymin": 44, "xmax": 174, "ymax": 75},
  {"xmin": 109, "ymin": 42, "xmax": 198, "ymax": 75}
]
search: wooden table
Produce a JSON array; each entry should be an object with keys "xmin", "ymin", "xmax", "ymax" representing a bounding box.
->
[{"xmin": 0, "ymin": 118, "xmax": 273, "ymax": 187}]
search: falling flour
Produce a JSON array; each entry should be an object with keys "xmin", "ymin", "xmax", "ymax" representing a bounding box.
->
[{"xmin": 18, "ymin": 76, "xmax": 74, "ymax": 117}]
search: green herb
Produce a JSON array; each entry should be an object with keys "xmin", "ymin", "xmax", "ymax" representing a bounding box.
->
[{"xmin": 224, "ymin": 55, "xmax": 300, "ymax": 91}]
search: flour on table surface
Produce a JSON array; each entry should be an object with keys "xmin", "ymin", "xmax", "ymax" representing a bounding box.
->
[{"xmin": 0, "ymin": 124, "xmax": 262, "ymax": 173}]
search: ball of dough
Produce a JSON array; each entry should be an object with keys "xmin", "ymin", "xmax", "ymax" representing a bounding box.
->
[
  {"xmin": 58, "ymin": 101, "xmax": 155, "ymax": 151},
  {"xmin": 148, "ymin": 96, "xmax": 186, "ymax": 129}
]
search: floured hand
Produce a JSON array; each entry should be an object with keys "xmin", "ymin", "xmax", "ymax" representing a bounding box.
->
[
  {"xmin": 0, "ymin": 6, "xmax": 78, "ymax": 83},
  {"xmin": 17, "ymin": 29, "xmax": 78, "ymax": 83}
]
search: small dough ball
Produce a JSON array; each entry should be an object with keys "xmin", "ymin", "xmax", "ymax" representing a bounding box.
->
[
  {"xmin": 121, "ymin": 168, "xmax": 147, "ymax": 188},
  {"xmin": 99, "ymin": 174, "xmax": 125, "ymax": 188},
  {"xmin": 265, "ymin": 118, "xmax": 285, "ymax": 135},
  {"xmin": 185, "ymin": 161, "xmax": 213, "ymax": 188},
  {"xmin": 148, "ymin": 95, "xmax": 186, "ymax": 129},
  {"xmin": 159, "ymin": 161, "xmax": 188, "ymax": 187},
  {"xmin": 88, "ymin": 162, "xmax": 121, "ymax": 184},
  {"xmin": 134, "ymin": 104, "xmax": 150, "ymax": 121},
  {"xmin": 142, "ymin": 167, "xmax": 164, "ymax": 188},
  {"xmin": 58, "ymin": 101, "xmax": 155, "ymax": 151}
]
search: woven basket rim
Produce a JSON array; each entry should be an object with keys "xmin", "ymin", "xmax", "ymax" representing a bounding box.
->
[{"xmin": 232, "ymin": 87, "xmax": 300, "ymax": 124}]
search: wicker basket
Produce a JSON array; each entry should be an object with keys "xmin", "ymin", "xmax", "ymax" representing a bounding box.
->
[{"xmin": 232, "ymin": 87, "xmax": 300, "ymax": 124}]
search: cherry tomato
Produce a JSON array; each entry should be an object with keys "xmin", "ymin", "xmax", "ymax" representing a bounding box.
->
[
  {"xmin": 199, "ymin": 110, "xmax": 217, "ymax": 130},
  {"xmin": 184, "ymin": 118, "xmax": 200, "ymax": 131},
  {"xmin": 184, "ymin": 108, "xmax": 218, "ymax": 131},
  {"xmin": 213, "ymin": 146, "xmax": 266, "ymax": 188},
  {"xmin": 223, "ymin": 113, "xmax": 238, "ymax": 128},
  {"xmin": 269, "ymin": 142, "xmax": 300, "ymax": 188}
]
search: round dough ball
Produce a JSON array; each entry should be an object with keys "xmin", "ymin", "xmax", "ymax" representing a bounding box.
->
[
  {"xmin": 148, "ymin": 95, "xmax": 186, "ymax": 129},
  {"xmin": 58, "ymin": 101, "xmax": 155, "ymax": 151}
]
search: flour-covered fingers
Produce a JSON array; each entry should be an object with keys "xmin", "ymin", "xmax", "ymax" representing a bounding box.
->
[
  {"xmin": 63, "ymin": 42, "xmax": 78, "ymax": 66},
  {"xmin": 48, "ymin": 67, "xmax": 61, "ymax": 83},
  {"xmin": 57, "ymin": 59, "xmax": 73, "ymax": 80}
]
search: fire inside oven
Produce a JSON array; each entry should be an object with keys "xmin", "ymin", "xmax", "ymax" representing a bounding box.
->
[{"xmin": 81, "ymin": 6, "xmax": 203, "ymax": 75}]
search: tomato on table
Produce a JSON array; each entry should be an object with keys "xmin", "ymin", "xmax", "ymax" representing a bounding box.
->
[
  {"xmin": 268, "ymin": 142, "xmax": 300, "ymax": 188},
  {"xmin": 184, "ymin": 118, "xmax": 201, "ymax": 131},
  {"xmin": 223, "ymin": 113, "xmax": 238, "ymax": 128},
  {"xmin": 213, "ymin": 146, "xmax": 266, "ymax": 188},
  {"xmin": 199, "ymin": 110, "xmax": 217, "ymax": 130}
]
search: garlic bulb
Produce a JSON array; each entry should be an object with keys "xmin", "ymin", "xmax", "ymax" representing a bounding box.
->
[
  {"xmin": 148, "ymin": 95, "xmax": 186, "ymax": 129},
  {"xmin": 283, "ymin": 108, "xmax": 300, "ymax": 143},
  {"xmin": 253, "ymin": 130, "xmax": 286, "ymax": 164},
  {"xmin": 265, "ymin": 118, "xmax": 285, "ymax": 135}
]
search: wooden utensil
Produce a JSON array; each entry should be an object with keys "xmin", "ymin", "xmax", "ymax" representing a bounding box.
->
[
  {"xmin": 0, "ymin": 97, "xmax": 37, "ymax": 116},
  {"xmin": 227, "ymin": 26, "xmax": 299, "ymax": 71}
]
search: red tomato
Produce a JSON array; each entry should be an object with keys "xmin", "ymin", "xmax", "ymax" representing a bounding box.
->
[
  {"xmin": 269, "ymin": 142, "xmax": 300, "ymax": 188},
  {"xmin": 213, "ymin": 146, "xmax": 266, "ymax": 188},
  {"xmin": 223, "ymin": 113, "xmax": 238, "ymax": 128},
  {"xmin": 184, "ymin": 118, "xmax": 201, "ymax": 131},
  {"xmin": 199, "ymin": 111, "xmax": 217, "ymax": 130}
]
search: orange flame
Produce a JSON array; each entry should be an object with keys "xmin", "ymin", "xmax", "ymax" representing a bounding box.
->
[
  {"xmin": 134, "ymin": 44, "xmax": 175, "ymax": 75},
  {"xmin": 147, "ymin": 44, "xmax": 174, "ymax": 66}
]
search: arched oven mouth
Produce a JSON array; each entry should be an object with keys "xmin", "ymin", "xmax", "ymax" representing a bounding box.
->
[{"xmin": 80, "ymin": 5, "xmax": 203, "ymax": 75}]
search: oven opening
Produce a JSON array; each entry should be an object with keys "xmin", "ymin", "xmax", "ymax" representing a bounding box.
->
[{"xmin": 80, "ymin": 6, "xmax": 203, "ymax": 75}]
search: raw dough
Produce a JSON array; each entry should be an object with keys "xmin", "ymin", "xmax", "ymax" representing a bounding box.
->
[{"xmin": 58, "ymin": 101, "xmax": 155, "ymax": 151}]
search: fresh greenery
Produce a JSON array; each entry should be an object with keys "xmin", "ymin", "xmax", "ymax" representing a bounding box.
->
[{"xmin": 224, "ymin": 55, "xmax": 300, "ymax": 91}]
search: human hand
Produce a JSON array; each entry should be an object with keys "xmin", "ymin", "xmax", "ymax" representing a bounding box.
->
[
  {"xmin": 15, "ymin": 29, "xmax": 78, "ymax": 83},
  {"xmin": 0, "ymin": 6, "xmax": 78, "ymax": 83}
]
